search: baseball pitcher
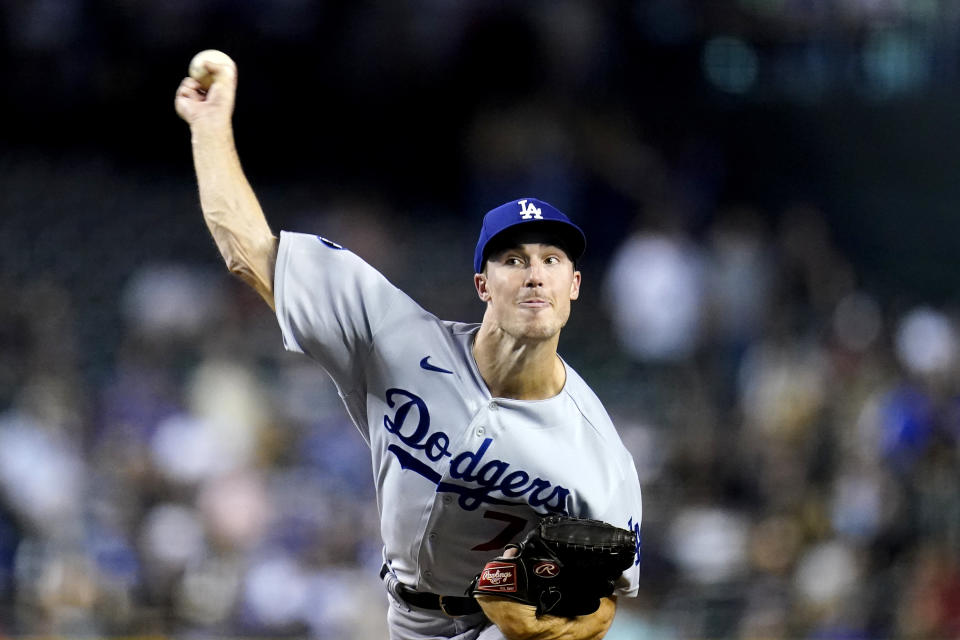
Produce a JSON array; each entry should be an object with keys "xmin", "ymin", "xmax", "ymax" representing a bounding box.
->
[{"xmin": 175, "ymin": 50, "xmax": 643, "ymax": 640}]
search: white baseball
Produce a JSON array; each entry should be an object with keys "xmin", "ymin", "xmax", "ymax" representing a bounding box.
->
[{"xmin": 188, "ymin": 49, "xmax": 234, "ymax": 90}]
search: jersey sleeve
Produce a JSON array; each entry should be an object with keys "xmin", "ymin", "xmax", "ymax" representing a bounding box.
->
[
  {"xmin": 597, "ymin": 460, "xmax": 643, "ymax": 598},
  {"xmin": 273, "ymin": 231, "xmax": 404, "ymax": 397}
]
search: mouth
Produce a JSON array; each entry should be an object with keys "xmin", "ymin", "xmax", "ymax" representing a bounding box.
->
[{"xmin": 518, "ymin": 299, "xmax": 551, "ymax": 309}]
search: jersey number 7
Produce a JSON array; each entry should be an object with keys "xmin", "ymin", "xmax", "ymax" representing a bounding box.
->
[{"xmin": 471, "ymin": 510, "xmax": 529, "ymax": 552}]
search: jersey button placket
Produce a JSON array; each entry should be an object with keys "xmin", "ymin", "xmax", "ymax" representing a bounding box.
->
[{"xmin": 478, "ymin": 400, "xmax": 497, "ymax": 437}]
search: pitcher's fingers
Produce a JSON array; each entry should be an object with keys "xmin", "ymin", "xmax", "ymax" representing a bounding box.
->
[
  {"xmin": 176, "ymin": 86, "xmax": 200, "ymax": 101},
  {"xmin": 176, "ymin": 79, "xmax": 204, "ymax": 100},
  {"xmin": 204, "ymin": 75, "xmax": 237, "ymax": 103},
  {"xmin": 203, "ymin": 60, "xmax": 236, "ymax": 79},
  {"xmin": 181, "ymin": 77, "xmax": 204, "ymax": 91}
]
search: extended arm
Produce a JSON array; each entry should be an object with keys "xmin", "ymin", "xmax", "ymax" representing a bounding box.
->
[
  {"xmin": 174, "ymin": 52, "xmax": 278, "ymax": 309},
  {"xmin": 477, "ymin": 595, "xmax": 617, "ymax": 640}
]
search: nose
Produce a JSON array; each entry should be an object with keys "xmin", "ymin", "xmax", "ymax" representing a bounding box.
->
[{"xmin": 524, "ymin": 262, "xmax": 544, "ymax": 288}]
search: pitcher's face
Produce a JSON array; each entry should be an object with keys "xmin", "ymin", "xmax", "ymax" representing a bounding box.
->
[{"xmin": 475, "ymin": 242, "xmax": 581, "ymax": 341}]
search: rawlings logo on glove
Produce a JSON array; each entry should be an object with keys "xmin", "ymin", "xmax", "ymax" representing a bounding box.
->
[
  {"xmin": 533, "ymin": 561, "xmax": 560, "ymax": 577},
  {"xmin": 467, "ymin": 515, "xmax": 636, "ymax": 618},
  {"xmin": 478, "ymin": 564, "xmax": 518, "ymax": 592}
]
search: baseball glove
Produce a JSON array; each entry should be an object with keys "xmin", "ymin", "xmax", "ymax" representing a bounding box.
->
[{"xmin": 468, "ymin": 515, "xmax": 637, "ymax": 618}]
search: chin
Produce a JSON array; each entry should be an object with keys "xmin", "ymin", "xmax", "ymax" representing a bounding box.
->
[
  {"xmin": 515, "ymin": 320, "xmax": 563, "ymax": 341},
  {"xmin": 497, "ymin": 309, "xmax": 570, "ymax": 341}
]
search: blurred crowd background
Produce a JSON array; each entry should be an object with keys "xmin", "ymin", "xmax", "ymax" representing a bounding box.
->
[{"xmin": 3, "ymin": 1, "xmax": 960, "ymax": 638}]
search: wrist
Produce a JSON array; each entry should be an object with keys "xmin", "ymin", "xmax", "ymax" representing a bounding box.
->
[{"xmin": 189, "ymin": 117, "xmax": 234, "ymax": 143}]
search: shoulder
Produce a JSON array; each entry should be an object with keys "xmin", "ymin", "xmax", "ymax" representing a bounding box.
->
[
  {"xmin": 560, "ymin": 363, "xmax": 611, "ymax": 427},
  {"xmin": 276, "ymin": 230, "xmax": 375, "ymax": 285},
  {"xmin": 560, "ymin": 363, "xmax": 632, "ymax": 459},
  {"xmin": 449, "ymin": 321, "xmax": 481, "ymax": 336},
  {"xmin": 277, "ymin": 229, "xmax": 411, "ymax": 309},
  {"xmin": 280, "ymin": 230, "xmax": 346, "ymax": 251}
]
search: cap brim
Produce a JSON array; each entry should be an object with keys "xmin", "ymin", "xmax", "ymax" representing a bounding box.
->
[{"xmin": 481, "ymin": 219, "xmax": 586, "ymax": 266}]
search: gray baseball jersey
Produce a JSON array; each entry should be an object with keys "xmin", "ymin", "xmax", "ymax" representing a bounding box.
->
[{"xmin": 274, "ymin": 231, "xmax": 643, "ymax": 598}]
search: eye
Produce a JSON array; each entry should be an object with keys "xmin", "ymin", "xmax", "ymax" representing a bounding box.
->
[
  {"xmin": 544, "ymin": 255, "xmax": 561, "ymax": 265},
  {"xmin": 505, "ymin": 256, "xmax": 524, "ymax": 266}
]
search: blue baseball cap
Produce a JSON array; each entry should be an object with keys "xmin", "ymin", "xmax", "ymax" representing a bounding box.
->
[{"xmin": 474, "ymin": 198, "xmax": 586, "ymax": 273}]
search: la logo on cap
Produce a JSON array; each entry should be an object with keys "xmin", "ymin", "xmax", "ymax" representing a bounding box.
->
[{"xmin": 518, "ymin": 199, "xmax": 543, "ymax": 220}]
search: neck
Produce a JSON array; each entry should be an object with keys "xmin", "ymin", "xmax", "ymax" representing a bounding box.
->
[{"xmin": 472, "ymin": 324, "xmax": 566, "ymax": 400}]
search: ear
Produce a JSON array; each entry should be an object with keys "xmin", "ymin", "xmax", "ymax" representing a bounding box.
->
[
  {"xmin": 474, "ymin": 273, "xmax": 491, "ymax": 302},
  {"xmin": 569, "ymin": 270, "xmax": 581, "ymax": 301}
]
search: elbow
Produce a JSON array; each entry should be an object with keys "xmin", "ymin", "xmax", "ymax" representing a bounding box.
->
[
  {"xmin": 225, "ymin": 257, "xmax": 276, "ymax": 310},
  {"xmin": 224, "ymin": 255, "xmax": 251, "ymax": 279},
  {"xmin": 220, "ymin": 235, "xmax": 277, "ymax": 302},
  {"xmin": 225, "ymin": 257, "xmax": 257, "ymax": 287},
  {"xmin": 210, "ymin": 225, "xmax": 277, "ymax": 286}
]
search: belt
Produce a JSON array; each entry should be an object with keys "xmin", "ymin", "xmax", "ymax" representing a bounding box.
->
[{"xmin": 380, "ymin": 564, "xmax": 482, "ymax": 617}]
